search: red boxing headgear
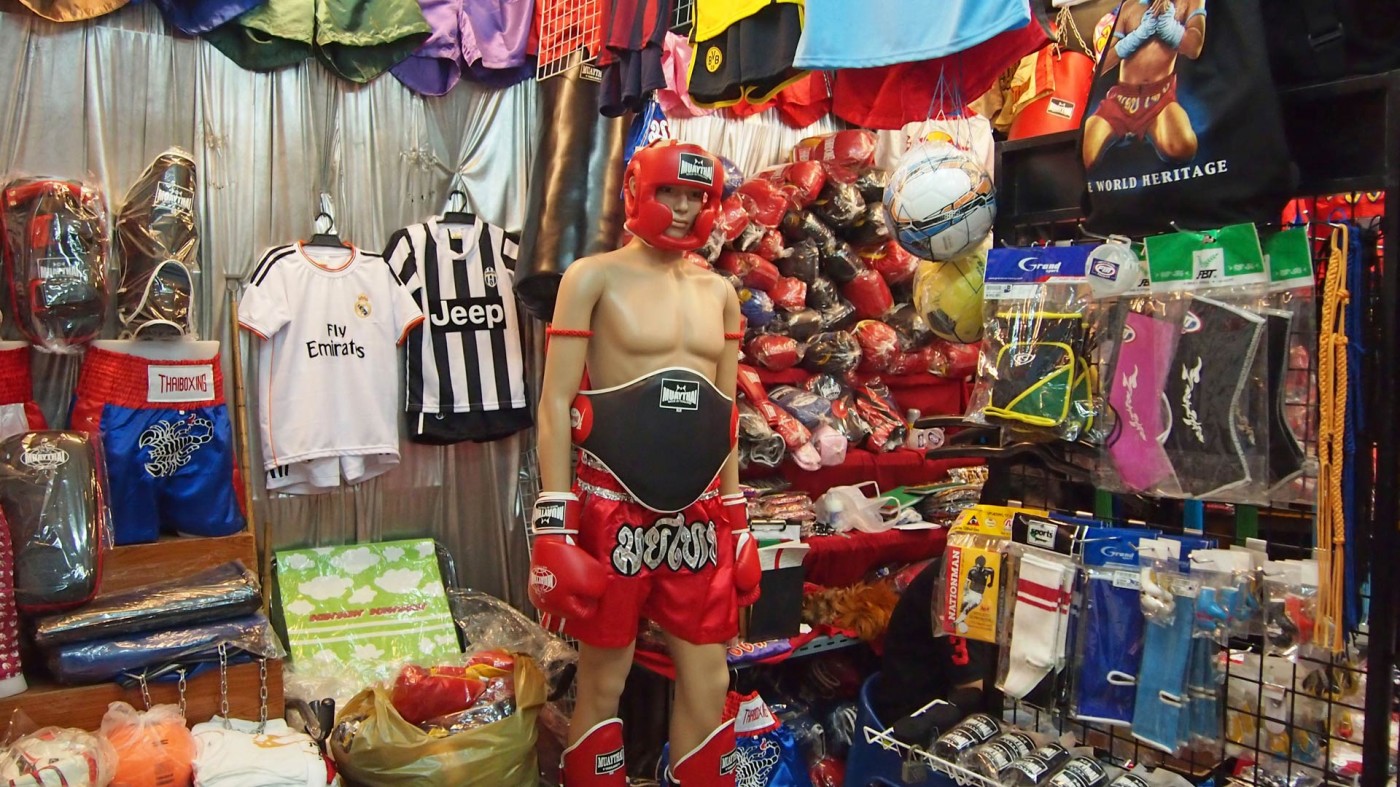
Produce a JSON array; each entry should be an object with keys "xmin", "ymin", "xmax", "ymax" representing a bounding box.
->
[{"xmin": 624, "ymin": 141, "xmax": 725, "ymax": 251}]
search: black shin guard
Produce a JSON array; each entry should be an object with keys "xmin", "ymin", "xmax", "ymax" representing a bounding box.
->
[{"xmin": 1162, "ymin": 296, "xmax": 1265, "ymax": 498}]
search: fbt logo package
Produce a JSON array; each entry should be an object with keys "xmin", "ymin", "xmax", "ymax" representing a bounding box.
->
[
  {"xmin": 1107, "ymin": 224, "xmax": 1275, "ymax": 505},
  {"xmin": 967, "ymin": 245, "xmax": 1097, "ymax": 441}
]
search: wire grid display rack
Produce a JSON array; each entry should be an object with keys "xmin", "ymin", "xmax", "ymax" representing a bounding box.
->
[
  {"xmin": 535, "ymin": 0, "xmax": 602, "ymax": 81},
  {"xmin": 934, "ymin": 178, "xmax": 1385, "ymax": 782},
  {"xmin": 855, "ymin": 455, "xmax": 1375, "ymax": 787},
  {"xmin": 670, "ymin": 0, "xmax": 694, "ymax": 32}
]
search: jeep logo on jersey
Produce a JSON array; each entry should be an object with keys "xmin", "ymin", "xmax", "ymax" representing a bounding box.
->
[
  {"xmin": 595, "ymin": 749, "xmax": 625, "ymax": 775},
  {"xmin": 659, "ymin": 378, "xmax": 700, "ymax": 411},
  {"xmin": 677, "ymin": 153, "xmax": 715, "ymax": 186},
  {"xmin": 429, "ymin": 296, "xmax": 506, "ymax": 332},
  {"xmin": 20, "ymin": 444, "xmax": 67, "ymax": 471}
]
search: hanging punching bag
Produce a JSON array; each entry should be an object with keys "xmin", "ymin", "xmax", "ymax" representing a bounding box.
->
[
  {"xmin": 1009, "ymin": 47, "xmax": 1095, "ymax": 140},
  {"xmin": 515, "ymin": 68, "xmax": 630, "ymax": 323}
]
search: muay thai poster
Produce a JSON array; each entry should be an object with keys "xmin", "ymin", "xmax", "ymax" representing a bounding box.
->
[{"xmin": 1080, "ymin": 0, "xmax": 1295, "ymax": 236}]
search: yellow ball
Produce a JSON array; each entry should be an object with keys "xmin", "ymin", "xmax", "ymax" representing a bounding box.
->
[{"xmin": 914, "ymin": 251, "xmax": 986, "ymax": 344}]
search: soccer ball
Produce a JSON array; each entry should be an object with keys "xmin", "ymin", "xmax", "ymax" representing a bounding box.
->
[
  {"xmin": 913, "ymin": 250, "xmax": 986, "ymax": 344},
  {"xmin": 884, "ymin": 142, "xmax": 996, "ymax": 261}
]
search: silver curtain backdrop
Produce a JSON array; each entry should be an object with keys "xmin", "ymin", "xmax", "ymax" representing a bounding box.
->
[{"xmin": 0, "ymin": 1, "xmax": 539, "ymax": 607}]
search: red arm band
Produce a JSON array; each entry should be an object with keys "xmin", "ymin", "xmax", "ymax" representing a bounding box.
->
[
  {"xmin": 547, "ymin": 326, "xmax": 594, "ymax": 337},
  {"xmin": 724, "ymin": 331, "xmax": 744, "ymax": 340}
]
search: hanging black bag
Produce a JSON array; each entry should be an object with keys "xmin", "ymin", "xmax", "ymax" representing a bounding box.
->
[
  {"xmin": 1080, "ymin": 0, "xmax": 1297, "ymax": 236},
  {"xmin": 1262, "ymin": 0, "xmax": 1400, "ymax": 86}
]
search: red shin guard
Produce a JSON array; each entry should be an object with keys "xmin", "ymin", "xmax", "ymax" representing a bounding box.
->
[
  {"xmin": 563, "ymin": 718, "xmax": 627, "ymax": 786},
  {"xmin": 669, "ymin": 720, "xmax": 738, "ymax": 786}
]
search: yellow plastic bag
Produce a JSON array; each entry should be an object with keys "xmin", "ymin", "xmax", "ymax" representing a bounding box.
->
[{"xmin": 331, "ymin": 654, "xmax": 544, "ymax": 786}]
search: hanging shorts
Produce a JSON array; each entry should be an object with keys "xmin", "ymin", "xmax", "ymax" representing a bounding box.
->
[
  {"xmin": 205, "ymin": 0, "xmax": 430, "ymax": 83},
  {"xmin": 0, "ymin": 347, "xmax": 47, "ymax": 442},
  {"xmin": 152, "ymin": 0, "xmax": 264, "ymax": 36},
  {"xmin": 393, "ymin": 0, "xmax": 533, "ymax": 95},
  {"xmin": 16, "ymin": 0, "xmax": 126, "ymax": 22},
  {"xmin": 547, "ymin": 461, "xmax": 739, "ymax": 649},
  {"xmin": 688, "ymin": 1, "xmax": 807, "ymax": 108},
  {"xmin": 407, "ymin": 407, "xmax": 532, "ymax": 445},
  {"xmin": 69, "ymin": 347, "xmax": 244, "ymax": 545},
  {"xmin": 1093, "ymin": 75, "xmax": 1179, "ymax": 141}
]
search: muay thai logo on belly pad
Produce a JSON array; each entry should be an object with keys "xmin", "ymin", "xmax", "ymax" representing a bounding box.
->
[
  {"xmin": 611, "ymin": 513, "xmax": 717, "ymax": 575},
  {"xmin": 659, "ymin": 378, "xmax": 700, "ymax": 411}
]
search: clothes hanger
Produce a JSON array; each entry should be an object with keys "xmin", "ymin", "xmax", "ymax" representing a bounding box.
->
[
  {"xmin": 441, "ymin": 189, "xmax": 475, "ymax": 225},
  {"xmin": 304, "ymin": 211, "xmax": 350, "ymax": 249}
]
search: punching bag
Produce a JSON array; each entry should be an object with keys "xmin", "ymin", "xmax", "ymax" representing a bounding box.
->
[
  {"xmin": 515, "ymin": 68, "xmax": 630, "ymax": 323},
  {"xmin": 1008, "ymin": 47, "xmax": 1094, "ymax": 140}
]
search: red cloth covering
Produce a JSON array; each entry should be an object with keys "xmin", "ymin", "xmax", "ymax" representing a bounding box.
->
[
  {"xmin": 831, "ymin": 19, "xmax": 1050, "ymax": 130},
  {"xmin": 724, "ymin": 73, "xmax": 832, "ymax": 128},
  {"xmin": 776, "ymin": 452, "xmax": 979, "ymax": 500},
  {"xmin": 632, "ymin": 623, "xmax": 855, "ymax": 679},
  {"xmin": 803, "ymin": 527, "xmax": 948, "ymax": 588}
]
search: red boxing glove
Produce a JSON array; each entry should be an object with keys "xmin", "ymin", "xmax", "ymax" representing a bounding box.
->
[
  {"xmin": 842, "ymin": 269, "xmax": 895, "ymax": 320},
  {"xmin": 789, "ymin": 130, "xmax": 877, "ymax": 171},
  {"xmin": 748, "ymin": 334, "xmax": 801, "ymax": 371},
  {"xmin": 742, "ymin": 258, "xmax": 781, "ymax": 291},
  {"xmin": 717, "ymin": 250, "xmax": 762, "ymax": 279},
  {"xmin": 722, "ymin": 493, "xmax": 762, "ymax": 607},
  {"xmin": 526, "ymin": 492, "xmax": 608, "ymax": 621},
  {"xmin": 753, "ymin": 228, "xmax": 786, "ymax": 261},
  {"xmin": 737, "ymin": 179, "xmax": 788, "ymax": 227},
  {"xmin": 780, "ymin": 160, "xmax": 827, "ymax": 207},
  {"xmin": 716, "ymin": 195, "xmax": 751, "ymax": 242},
  {"xmin": 736, "ymin": 365, "xmax": 815, "ymax": 453},
  {"xmin": 887, "ymin": 345, "xmax": 934, "ymax": 375},
  {"xmin": 930, "ymin": 339, "xmax": 980, "ymax": 379},
  {"xmin": 862, "ymin": 240, "xmax": 920, "ymax": 287},
  {"xmin": 768, "ymin": 276, "xmax": 808, "ymax": 311},
  {"xmin": 853, "ymin": 319, "xmax": 901, "ymax": 373}
]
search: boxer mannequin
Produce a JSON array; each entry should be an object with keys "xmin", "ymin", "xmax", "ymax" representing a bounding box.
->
[{"xmin": 529, "ymin": 141, "xmax": 762, "ymax": 786}]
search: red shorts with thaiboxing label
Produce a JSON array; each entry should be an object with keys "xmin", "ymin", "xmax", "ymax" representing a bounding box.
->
[
  {"xmin": 1094, "ymin": 74, "xmax": 1179, "ymax": 140},
  {"xmin": 549, "ymin": 460, "xmax": 738, "ymax": 649}
]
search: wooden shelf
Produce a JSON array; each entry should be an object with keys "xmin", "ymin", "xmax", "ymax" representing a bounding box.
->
[
  {"xmin": 98, "ymin": 531, "xmax": 261, "ymax": 596},
  {"xmin": 0, "ymin": 659, "xmax": 283, "ymax": 731},
  {"xmin": 3, "ymin": 529, "xmax": 285, "ymax": 730}
]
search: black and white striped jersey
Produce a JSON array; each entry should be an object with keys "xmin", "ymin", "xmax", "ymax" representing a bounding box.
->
[{"xmin": 382, "ymin": 216, "xmax": 529, "ymax": 415}]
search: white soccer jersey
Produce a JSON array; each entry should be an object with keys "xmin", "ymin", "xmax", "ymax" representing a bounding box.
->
[
  {"xmin": 382, "ymin": 216, "xmax": 529, "ymax": 414},
  {"xmin": 239, "ymin": 243, "xmax": 423, "ymax": 494}
]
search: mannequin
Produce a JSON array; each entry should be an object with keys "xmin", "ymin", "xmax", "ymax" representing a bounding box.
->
[{"xmin": 529, "ymin": 141, "xmax": 762, "ymax": 786}]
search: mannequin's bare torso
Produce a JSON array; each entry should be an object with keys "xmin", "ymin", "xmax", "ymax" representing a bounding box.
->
[{"xmin": 581, "ymin": 245, "xmax": 730, "ymax": 389}]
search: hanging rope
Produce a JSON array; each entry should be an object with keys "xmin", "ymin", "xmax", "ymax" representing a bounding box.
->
[{"xmin": 1315, "ymin": 223, "xmax": 1349, "ymax": 652}]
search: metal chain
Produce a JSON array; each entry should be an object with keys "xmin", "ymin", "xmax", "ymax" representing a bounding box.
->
[
  {"xmin": 218, "ymin": 643, "xmax": 231, "ymax": 728},
  {"xmin": 257, "ymin": 658, "xmax": 269, "ymax": 733},
  {"xmin": 138, "ymin": 673, "xmax": 152, "ymax": 711},
  {"xmin": 177, "ymin": 669, "xmax": 188, "ymax": 718},
  {"xmin": 1057, "ymin": 6, "xmax": 1092, "ymax": 56}
]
